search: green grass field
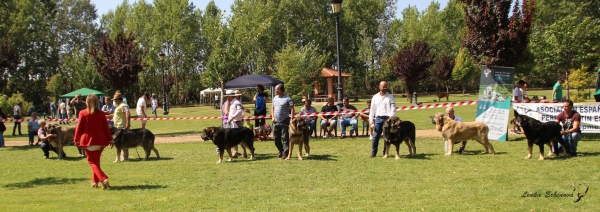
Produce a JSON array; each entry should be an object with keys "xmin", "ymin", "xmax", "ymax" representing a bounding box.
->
[{"xmin": 1, "ymin": 91, "xmax": 598, "ymax": 211}]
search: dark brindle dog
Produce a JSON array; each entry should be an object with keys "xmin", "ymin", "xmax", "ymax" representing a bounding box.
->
[
  {"xmin": 286, "ymin": 117, "xmax": 310, "ymax": 160},
  {"xmin": 201, "ymin": 127, "xmax": 255, "ymax": 164},
  {"xmin": 45, "ymin": 124, "xmax": 75, "ymax": 159},
  {"xmin": 111, "ymin": 127, "xmax": 160, "ymax": 162},
  {"xmin": 513, "ymin": 111, "xmax": 570, "ymax": 160},
  {"xmin": 382, "ymin": 116, "xmax": 416, "ymax": 160}
]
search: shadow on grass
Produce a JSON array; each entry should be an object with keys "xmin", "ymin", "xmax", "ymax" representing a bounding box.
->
[
  {"xmin": 155, "ymin": 131, "xmax": 202, "ymax": 137},
  {"xmin": 119, "ymin": 157, "xmax": 174, "ymax": 162},
  {"xmin": 405, "ymin": 153, "xmax": 434, "ymax": 160},
  {"xmin": 3, "ymin": 177, "xmax": 88, "ymax": 189},
  {"xmin": 305, "ymin": 154, "xmax": 337, "ymax": 161},
  {"xmin": 6, "ymin": 145, "xmax": 39, "ymax": 151},
  {"xmin": 457, "ymin": 150, "xmax": 507, "ymax": 155},
  {"xmin": 109, "ymin": 184, "xmax": 168, "ymax": 191}
]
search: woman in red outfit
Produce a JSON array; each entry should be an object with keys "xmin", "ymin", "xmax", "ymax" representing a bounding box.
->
[{"xmin": 74, "ymin": 94, "xmax": 113, "ymax": 189}]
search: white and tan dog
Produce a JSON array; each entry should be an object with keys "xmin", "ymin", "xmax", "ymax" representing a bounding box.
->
[{"xmin": 430, "ymin": 113, "xmax": 495, "ymax": 155}]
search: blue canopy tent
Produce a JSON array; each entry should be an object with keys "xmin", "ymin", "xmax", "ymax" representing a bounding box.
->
[{"xmin": 219, "ymin": 74, "xmax": 284, "ymax": 108}]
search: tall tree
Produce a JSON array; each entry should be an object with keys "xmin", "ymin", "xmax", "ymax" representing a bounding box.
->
[
  {"xmin": 275, "ymin": 42, "xmax": 329, "ymax": 102},
  {"xmin": 88, "ymin": 31, "xmax": 145, "ymax": 91},
  {"xmin": 529, "ymin": 0, "xmax": 600, "ymax": 98},
  {"xmin": 433, "ymin": 55, "xmax": 455, "ymax": 93},
  {"xmin": 452, "ymin": 47, "xmax": 479, "ymax": 94},
  {"xmin": 461, "ymin": 0, "xmax": 534, "ymax": 66},
  {"xmin": 393, "ymin": 41, "xmax": 434, "ymax": 103}
]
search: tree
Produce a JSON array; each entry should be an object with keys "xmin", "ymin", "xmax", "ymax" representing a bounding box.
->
[
  {"xmin": 461, "ymin": 0, "xmax": 534, "ymax": 66},
  {"xmin": 568, "ymin": 66, "xmax": 594, "ymax": 102},
  {"xmin": 393, "ymin": 41, "xmax": 434, "ymax": 103},
  {"xmin": 432, "ymin": 55, "xmax": 455, "ymax": 93},
  {"xmin": 452, "ymin": 48, "xmax": 479, "ymax": 94},
  {"xmin": 275, "ymin": 42, "xmax": 329, "ymax": 102},
  {"xmin": 88, "ymin": 31, "xmax": 146, "ymax": 91},
  {"xmin": 529, "ymin": 0, "xmax": 600, "ymax": 98}
]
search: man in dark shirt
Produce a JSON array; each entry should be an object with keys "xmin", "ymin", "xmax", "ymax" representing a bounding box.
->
[
  {"xmin": 339, "ymin": 97, "xmax": 358, "ymax": 139},
  {"xmin": 319, "ymin": 97, "xmax": 338, "ymax": 138},
  {"xmin": 70, "ymin": 94, "xmax": 86, "ymax": 119}
]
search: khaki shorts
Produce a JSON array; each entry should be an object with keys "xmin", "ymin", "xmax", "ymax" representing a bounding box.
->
[{"xmin": 139, "ymin": 113, "xmax": 147, "ymax": 124}]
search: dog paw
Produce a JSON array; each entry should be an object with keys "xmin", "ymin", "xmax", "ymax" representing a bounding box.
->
[
  {"xmin": 382, "ymin": 155, "xmax": 388, "ymax": 159},
  {"xmin": 395, "ymin": 157, "xmax": 400, "ymax": 160},
  {"xmin": 538, "ymin": 157, "xmax": 545, "ymax": 161},
  {"xmin": 285, "ymin": 158, "xmax": 290, "ymax": 160},
  {"xmin": 216, "ymin": 160, "xmax": 222, "ymax": 164},
  {"xmin": 525, "ymin": 155, "xmax": 532, "ymax": 159},
  {"xmin": 304, "ymin": 153, "xmax": 310, "ymax": 157},
  {"xmin": 298, "ymin": 157, "xmax": 303, "ymax": 161},
  {"xmin": 227, "ymin": 158, "xmax": 232, "ymax": 162}
]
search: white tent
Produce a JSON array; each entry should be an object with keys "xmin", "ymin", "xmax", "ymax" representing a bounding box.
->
[{"xmin": 200, "ymin": 88, "xmax": 223, "ymax": 106}]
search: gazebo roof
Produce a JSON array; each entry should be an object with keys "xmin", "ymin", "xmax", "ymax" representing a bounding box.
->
[{"xmin": 321, "ymin": 67, "xmax": 351, "ymax": 78}]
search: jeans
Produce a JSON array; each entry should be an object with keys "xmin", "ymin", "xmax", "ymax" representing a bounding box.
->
[
  {"xmin": 41, "ymin": 142, "xmax": 65, "ymax": 158},
  {"xmin": 0, "ymin": 132, "xmax": 5, "ymax": 147},
  {"xmin": 371, "ymin": 117, "xmax": 388, "ymax": 156},
  {"xmin": 12, "ymin": 115, "xmax": 21, "ymax": 135},
  {"xmin": 307, "ymin": 119, "xmax": 316, "ymax": 136},
  {"xmin": 340, "ymin": 118, "xmax": 358, "ymax": 136},
  {"xmin": 28, "ymin": 129, "xmax": 40, "ymax": 145},
  {"xmin": 556, "ymin": 132, "xmax": 581, "ymax": 154},
  {"xmin": 273, "ymin": 118, "xmax": 290, "ymax": 157}
]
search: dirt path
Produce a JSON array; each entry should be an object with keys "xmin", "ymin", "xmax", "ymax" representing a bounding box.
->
[{"xmin": 3, "ymin": 129, "xmax": 442, "ymax": 147}]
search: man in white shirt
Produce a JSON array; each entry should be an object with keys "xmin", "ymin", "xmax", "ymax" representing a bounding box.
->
[
  {"xmin": 368, "ymin": 81, "xmax": 396, "ymax": 158},
  {"xmin": 227, "ymin": 90, "xmax": 244, "ymax": 128},
  {"xmin": 513, "ymin": 80, "xmax": 526, "ymax": 102},
  {"xmin": 136, "ymin": 93, "xmax": 150, "ymax": 129},
  {"xmin": 444, "ymin": 107, "xmax": 467, "ymax": 154}
]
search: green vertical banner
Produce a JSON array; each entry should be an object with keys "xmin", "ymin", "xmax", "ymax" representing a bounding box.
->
[{"xmin": 475, "ymin": 66, "xmax": 514, "ymax": 141}]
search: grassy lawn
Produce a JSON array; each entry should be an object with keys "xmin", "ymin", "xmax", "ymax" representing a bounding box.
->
[{"xmin": 1, "ymin": 90, "xmax": 598, "ymax": 210}]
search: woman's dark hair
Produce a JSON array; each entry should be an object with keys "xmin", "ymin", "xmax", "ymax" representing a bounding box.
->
[{"xmin": 257, "ymin": 84, "xmax": 265, "ymax": 91}]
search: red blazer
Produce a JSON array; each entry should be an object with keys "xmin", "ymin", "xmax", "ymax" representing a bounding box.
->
[{"xmin": 74, "ymin": 109, "xmax": 113, "ymax": 147}]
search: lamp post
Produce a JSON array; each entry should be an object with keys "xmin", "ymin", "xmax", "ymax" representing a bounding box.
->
[
  {"xmin": 159, "ymin": 53, "xmax": 169, "ymax": 115},
  {"xmin": 331, "ymin": 0, "xmax": 343, "ymax": 108}
]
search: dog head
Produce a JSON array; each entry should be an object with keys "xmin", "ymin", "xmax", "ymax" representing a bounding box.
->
[
  {"xmin": 290, "ymin": 117, "xmax": 307, "ymax": 134},
  {"xmin": 531, "ymin": 95, "xmax": 539, "ymax": 101},
  {"xmin": 383, "ymin": 116, "xmax": 402, "ymax": 134},
  {"xmin": 431, "ymin": 112, "xmax": 446, "ymax": 131},
  {"xmin": 201, "ymin": 127, "xmax": 220, "ymax": 141},
  {"xmin": 45, "ymin": 124, "xmax": 62, "ymax": 135},
  {"xmin": 112, "ymin": 128, "xmax": 126, "ymax": 144},
  {"xmin": 483, "ymin": 86, "xmax": 494, "ymax": 98}
]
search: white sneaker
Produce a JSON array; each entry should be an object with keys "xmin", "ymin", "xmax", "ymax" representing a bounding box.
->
[
  {"xmin": 323, "ymin": 134, "xmax": 328, "ymax": 138},
  {"xmin": 369, "ymin": 135, "xmax": 373, "ymax": 140}
]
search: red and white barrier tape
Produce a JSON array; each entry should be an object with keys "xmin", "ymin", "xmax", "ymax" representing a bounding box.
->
[{"xmin": 0, "ymin": 100, "xmax": 481, "ymax": 122}]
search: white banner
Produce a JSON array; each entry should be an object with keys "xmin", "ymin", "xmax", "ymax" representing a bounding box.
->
[{"xmin": 512, "ymin": 103, "xmax": 600, "ymax": 133}]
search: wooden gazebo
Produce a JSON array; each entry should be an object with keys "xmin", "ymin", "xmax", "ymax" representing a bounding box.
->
[{"xmin": 311, "ymin": 67, "xmax": 352, "ymax": 102}]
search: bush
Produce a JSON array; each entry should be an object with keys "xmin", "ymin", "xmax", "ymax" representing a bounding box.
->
[{"xmin": 0, "ymin": 93, "xmax": 33, "ymax": 117}]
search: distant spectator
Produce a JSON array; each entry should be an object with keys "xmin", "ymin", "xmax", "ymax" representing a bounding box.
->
[
  {"xmin": 50, "ymin": 100, "xmax": 56, "ymax": 119},
  {"xmin": 59, "ymin": 100, "xmax": 69, "ymax": 124},
  {"xmin": 552, "ymin": 77, "xmax": 564, "ymax": 102},
  {"xmin": 27, "ymin": 112, "xmax": 41, "ymax": 146},
  {"xmin": 253, "ymin": 84, "xmax": 269, "ymax": 141},
  {"xmin": 300, "ymin": 99, "xmax": 317, "ymax": 137},
  {"xmin": 359, "ymin": 100, "xmax": 373, "ymax": 139},
  {"xmin": 70, "ymin": 94, "xmax": 86, "ymax": 120},
  {"xmin": 0, "ymin": 108, "xmax": 7, "ymax": 147},
  {"xmin": 13, "ymin": 102, "xmax": 23, "ymax": 136},
  {"xmin": 513, "ymin": 80, "xmax": 526, "ymax": 102},
  {"xmin": 101, "ymin": 96, "xmax": 115, "ymax": 127},
  {"xmin": 319, "ymin": 97, "xmax": 338, "ymax": 138},
  {"xmin": 136, "ymin": 93, "xmax": 150, "ymax": 129},
  {"xmin": 151, "ymin": 93, "xmax": 158, "ymax": 118},
  {"xmin": 339, "ymin": 97, "xmax": 358, "ymax": 139}
]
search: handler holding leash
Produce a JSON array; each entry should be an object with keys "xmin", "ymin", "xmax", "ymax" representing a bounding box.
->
[
  {"xmin": 369, "ymin": 81, "xmax": 395, "ymax": 158},
  {"xmin": 112, "ymin": 92, "xmax": 130, "ymax": 160},
  {"xmin": 271, "ymin": 84, "xmax": 294, "ymax": 159},
  {"xmin": 74, "ymin": 94, "xmax": 113, "ymax": 189},
  {"xmin": 445, "ymin": 106, "xmax": 467, "ymax": 154}
]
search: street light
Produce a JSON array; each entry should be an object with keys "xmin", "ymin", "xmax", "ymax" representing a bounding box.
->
[
  {"xmin": 159, "ymin": 53, "xmax": 169, "ymax": 115},
  {"xmin": 331, "ymin": 0, "xmax": 343, "ymax": 108}
]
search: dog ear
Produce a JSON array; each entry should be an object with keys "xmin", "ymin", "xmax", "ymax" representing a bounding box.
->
[{"xmin": 513, "ymin": 110, "xmax": 520, "ymax": 117}]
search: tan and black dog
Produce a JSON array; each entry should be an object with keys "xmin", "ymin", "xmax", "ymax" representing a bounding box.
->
[
  {"xmin": 382, "ymin": 116, "xmax": 416, "ymax": 160},
  {"xmin": 45, "ymin": 124, "xmax": 75, "ymax": 159},
  {"xmin": 201, "ymin": 127, "xmax": 255, "ymax": 164},
  {"xmin": 286, "ymin": 117, "xmax": 310, "ymax": 160},
  {"xmin": 513, "ymin": 111, "xmax": 570, "ymax": 160},
  {"xmin": 111, "ymin": 127, "xmax": 160, "ymax": 162},
  {"xmin": 430, "ymin": 112, "xmax": 495, "ymax": 155}
]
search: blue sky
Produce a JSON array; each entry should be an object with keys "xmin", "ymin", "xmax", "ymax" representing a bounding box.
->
[{"xmin": 91, "ymin": 0, "xmax": 450, "ymax": 18}]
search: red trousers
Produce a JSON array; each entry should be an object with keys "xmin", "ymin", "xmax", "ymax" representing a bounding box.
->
[{"xmin": 84, "ymin": 147, "xmax": 108, "ymax": 183}]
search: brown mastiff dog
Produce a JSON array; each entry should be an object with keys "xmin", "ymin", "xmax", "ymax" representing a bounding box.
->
[
  {"xmin": 382, "ymin": 116, "xmax": 416, "ymax": 160},
  {"xmin": 286, "ymin": 117, "xmax": 310, "ymax": 160},
  {"xmin": 430, "ymin": 112, "xmax": 495, "ymax": 156},
  {"xmin": 45, "ymin": 124, "xmax": 75, "ymax": 159}
]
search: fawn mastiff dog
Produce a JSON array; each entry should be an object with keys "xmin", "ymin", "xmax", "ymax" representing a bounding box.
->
[
  {"xmin": 436, "ymin": 92, "xmax": 449, "ymax": 102},
  {"xmin": 513, "ymin": 111, "xmax": 570, "ymax": 160},
  {"xmin": 45, "ymin": 124, "xmax": 75, "ymax": 159},
  {"xmin": 201, "ymin": 127, "xmax": 255, "ymax": 164},
  {"xmin": 430, "ymin": 112, "xmax": 495, "ymax": 155},
  {"xmin": 111, "ymin": 127, "xmax": 160, "ymax": 162},
  {"xmin": 382, "ymin": 116, "xmax": 416, "ymax": 160},
  {"xmin": 286, "ymin": 117, "xmax": 311, "ymax": 160}
]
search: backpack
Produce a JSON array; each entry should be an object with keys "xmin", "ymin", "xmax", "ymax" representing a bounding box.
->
[{"xmin": 256, "ymin": 94, "xmax": 266, "ymax": 113}]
